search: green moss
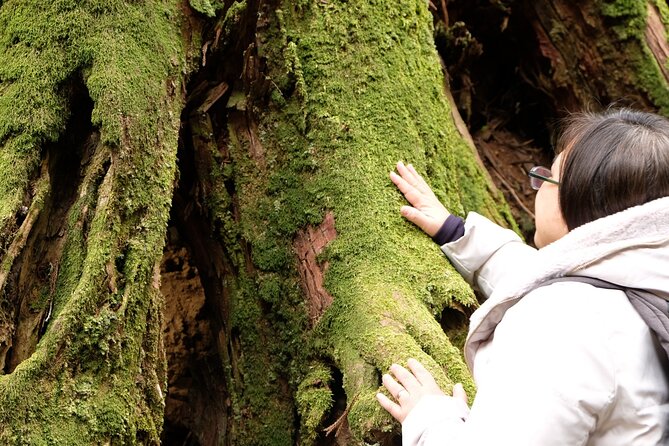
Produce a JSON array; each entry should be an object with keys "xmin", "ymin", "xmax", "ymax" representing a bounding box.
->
[
  {"xmin": 225, "ymin": 276, "xmax": 302, "ymax": 445},
  {"xmin": 186, "ymin": 103, "xmax": 306, "ymax": 444},
  {"xmin": 220, "ymin": 1, "xmax": 248, "ymax": 39},
  {"xmin": 225, "ymin": 0, "xmax": 514, "ymax": 442},
  {"xmin": 189, "ymin": 0, "xmax": 218, "ymax": 17},
  {"xmin": 0, "ymin": 0, "xmax": 186, "ymax": 443},
  {"xmin": 0, "ymin": 365, "xmax": 162, "ymax": 444},
  {"xmin": 0, "ymin": 168, "xmax": 50, "ymax": 272},
  {"xmin": 0, "ymin": 140, "xmax": 41, "ymax": 229},
  {"xmin": 597, "ymin": 0, "xmax": 669, "ymax": 114},
  {"xmin": 295, "ymin": 363, "xmax": 333, "ymax": 445},
  {"xmin": 600, "ymin": 0, "xmax": 644, "ymax": 16}
]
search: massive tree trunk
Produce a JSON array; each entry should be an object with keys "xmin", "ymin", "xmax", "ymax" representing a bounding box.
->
[
  {"xmin": 0, "ymin": 0, "xmax": 667, "ymax": 445},
  {"xmin": 168, "ymin": 1, "xmax": 510, "ymax": 444}
]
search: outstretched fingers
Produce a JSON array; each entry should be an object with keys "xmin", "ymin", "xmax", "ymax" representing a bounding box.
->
[
  {"xmin": 378, "ymin": 358, "xmax": 456, "ymax": 424},
  {"xmin": 407, "ymin": 358, "xmax": 438, "ymax": 389},
  {"xmin": 396, "ymin": 161, "xmax": 432, "ymax": 194},
  {"xmin": 396, "ymin": 161, "xmax": 420, "ymax": 186},
  {"xmin": 390, "ymin": 172, "xmax": 428, "ymax": 219},
  {"xmin": 390, "ymin": 161, "xmax": 450, "ymax": 237},
  {"xmin": 389, "ymin": 363, "xmax": 421, "ymax": 393},
  {"xmin": 379, "ymin": 364, "xmax": 420, "ymax": 424},
  {"xmin": 389, "ymin": 170, "xmax": 418, "ymax": 200},
  {"xmin": 381, "ymin": 372, "xmax": 405, "ymax": 400},
  {"xmin": 406, "ymin": 163, "xmax": 432, "ymax": 194},
  {"xmin": 376, "ymin": 392, "xmax": 403, "ymax": 421}
]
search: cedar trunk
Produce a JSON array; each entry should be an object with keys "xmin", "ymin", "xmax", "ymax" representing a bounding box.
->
[{"xmin": 0, "ymin": 0, "xmax": 667, "ymax": 445}]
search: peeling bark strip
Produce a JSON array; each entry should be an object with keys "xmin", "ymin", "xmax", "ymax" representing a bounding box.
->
[
  {"xmin": 645, "ymin": 3, "xmax": 669, "ymax": 84},
  {"xmin": 294, "ymin": 211, "xmax": 337, "ymax": 325}
]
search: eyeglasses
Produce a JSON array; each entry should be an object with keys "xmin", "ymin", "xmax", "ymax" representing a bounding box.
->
[{"xmin": 528, "ymin": 166, "xmax": 560, "ymax": 190}]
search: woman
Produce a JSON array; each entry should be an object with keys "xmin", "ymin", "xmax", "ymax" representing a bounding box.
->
[{"xmin": 377, "ymin": 108, "xmax": 669, "ymax": 445}]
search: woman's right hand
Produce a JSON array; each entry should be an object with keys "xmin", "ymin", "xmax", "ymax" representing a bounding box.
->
[{"xmin": 390, "ymin": 161, "xmax": 450, "ymax": 237}]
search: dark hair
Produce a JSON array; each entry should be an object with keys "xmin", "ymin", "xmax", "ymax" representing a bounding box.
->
[{"xmin": 557, "ymin": 108, "xmax": 669, "ymax": 230}]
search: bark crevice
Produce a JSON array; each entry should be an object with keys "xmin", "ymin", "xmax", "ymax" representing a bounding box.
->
[
  {"xmin": 1, "ymin": 79, "xmax": 96, "ymax": 373},
  {"xmin": 161, "ymin": 114, "xmax": 235, "ymax": 444}
]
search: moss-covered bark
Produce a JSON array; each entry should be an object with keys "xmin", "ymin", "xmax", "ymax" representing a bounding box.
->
[
  {"xmin": 177, "ymin": 0, "xmax": 669, "ymax": 443},
  {"xmin": 186, "ymin": 1, "xmax": 513, "ymax": 444},
  {"xmin": 0, "ymin": 0, "xmax": 188, "ymax": 443},
  {"xmin": 2, "ymin": 0, "xmax": 669, "ymax": 445},
  {"xmin": 522, "ymin": 0, "xmax": 669, "ymax": 114}
]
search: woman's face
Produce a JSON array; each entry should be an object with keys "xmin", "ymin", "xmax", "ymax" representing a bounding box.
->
[{"xmin": 534, "ymin": 152, "xmax": 569, "ymax": 248}]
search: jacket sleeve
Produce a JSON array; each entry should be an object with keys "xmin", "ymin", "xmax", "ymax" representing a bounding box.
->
[
  {"xmin": 440, "ymin": 212, "xmax": 537, "ymax": 298},
  {"xmin": 401, "ymin": 395, "xmax": 469, "ymax": 446},
  {"xmin": 459, "ymin": 284, "xmax": 615, "ymax": 445},
  {"xmin": 401, "ymin": 284, "xmax": 616, "ymax": 446}
]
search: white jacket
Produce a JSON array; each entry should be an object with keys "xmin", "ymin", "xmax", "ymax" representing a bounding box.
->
[{"xmin": 403, "ymin": 197, "xmax": 669, "ymax": 445}]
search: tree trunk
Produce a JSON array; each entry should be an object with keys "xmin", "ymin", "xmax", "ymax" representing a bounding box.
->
[
  {"xmin": 170, "ymin": 1, "xmax": 511, "ymax": 444},
  {"xmin": 0, "ymin": 0, "xmax": 668, "ymax": 445},
  {"xmin": 527, "ymin": 0, "xmax": 669, "ymax": 113},
  {"xmin": 0, "ymin": 0, "xmax": 187, "ymax": 443}
]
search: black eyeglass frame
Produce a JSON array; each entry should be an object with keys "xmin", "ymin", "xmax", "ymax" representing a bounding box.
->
[{"xmin": 528, "ymin": 166, "xmax": 560, "ymax": 190}]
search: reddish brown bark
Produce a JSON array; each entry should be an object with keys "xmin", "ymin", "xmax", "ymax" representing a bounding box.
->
[{"xmin": 294, "ymin": 211, "xmax": 337, "ymax": 325}]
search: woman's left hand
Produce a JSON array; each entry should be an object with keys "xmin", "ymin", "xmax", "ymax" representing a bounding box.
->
[
  {"xmin": 377, "ymin": 358, "xmax": 468, "ymax": 423},
  {"xmin": 390, "ymin": 162, "xmax": 450, "ymax": 237}
]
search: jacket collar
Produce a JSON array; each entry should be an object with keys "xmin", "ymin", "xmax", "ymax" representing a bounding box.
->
[{"xmin": 464, "ymin": 196, "xmax": 669, "ymax": 370}]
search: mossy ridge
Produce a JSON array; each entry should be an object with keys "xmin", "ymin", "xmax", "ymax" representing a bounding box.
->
[
  {"xmin": 222, "ymin": 118, "xmax": 309, "ymax": 445},
  {"xmin": 317, "ymin": 277, "xmax": 474, "ymax": 438},
  {"xmin": 0, "ymin": 0, "xmax": 183, "ymax": 223},
  {"xmin": 0, "ymin": 150, "xmax": 175, "ymax": 441},
  {"xmin": 188, "ymin": 94, "xmax": 308, "ymax": 443},
  {"xmin": 597, "ymin": 0, "xmax": 669, "ymax": 114},
  {"xmin": 295, "ymin": 362, "xmax": 334, "ymax": 445},
  {"xmin": 237, "ymin": 0, "xmax": 512, "ymax": 442},
  {"xmin": 0, "ymin": 0, "xmax": 186, "ymax": 443}
]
